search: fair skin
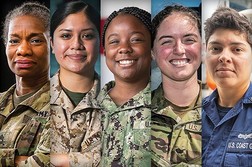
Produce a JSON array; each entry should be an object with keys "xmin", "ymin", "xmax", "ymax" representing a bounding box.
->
[
  {"xmin": 6, "ymin": 15, "xmax": 49, "ymax": 96},
  {"xmin": 152, "ymin": 13, "xmax": 201, "ymax": 106},
  {"xmin": 104, "ymin": 14, "xmax": 151, "ymax": 105},
  {"xmin": 206, "ymin": 28, "xmax": 252, "ymax": 107},
  {"xmin": 50, "ymin": 154, "xmax": 69, "ymax": 167},
  {"xmin": 50, "ymin": 11, "xmax": 99, "ymax": 167},
  {"xmin": 51, "ymin": 11, "xmax": 99, "ymax": 93}
]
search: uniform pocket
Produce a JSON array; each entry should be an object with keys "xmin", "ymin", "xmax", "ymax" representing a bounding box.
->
[
  {"xmin": 224, "ymin": 131, "xmax": 252, "ymax": 167},
  {"xmin": 224, "ymin": 153, "xmax": 252, "ymax": 167},
  {"xmin": 132, "ymin": 127, "xmax": 151, "ymax": 167}
]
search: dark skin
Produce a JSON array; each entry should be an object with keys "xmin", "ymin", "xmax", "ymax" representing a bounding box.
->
[
  {"xmin": 5, "ymin": 15, "xmax": 49, "ymax": 165},
  {"xmin": 104, "ymin": 14, "xmax": 151, "ymax": 105}
]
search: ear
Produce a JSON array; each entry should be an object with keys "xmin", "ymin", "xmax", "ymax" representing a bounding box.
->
[{"xmin": 50, "ymin": 37, "xmax": 55, "ymax": 54}]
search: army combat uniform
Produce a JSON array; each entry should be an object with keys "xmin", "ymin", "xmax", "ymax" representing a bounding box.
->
[
  {"xmin": 50, "ymin": 72, "xmax": 101, "ymax": 167},
  {"xmin": 98, "ymin": 81, "xmax": 151, "ymax": 167},
  {"xmin": 151, "ymin": 83, "xmax": 202, "ymax": 167},
  {"xmin": 0, "ymin": 82, "xmax": 50, "ymax": 166}
]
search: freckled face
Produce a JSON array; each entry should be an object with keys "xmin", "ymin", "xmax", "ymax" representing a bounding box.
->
[
  {"xmin": 206, "ymin": 28, "xmax": 252, "ymax": 89},
  {"xmin": 104, "ymin": 14, "xmax": 151, "ymax": 82},
  {"xmin": 6, "ymin": 15, "xmax": 49, "ymax": 78},
  {"xmin": 153, "ymin": 13, "xmax": 201, "ymax": 82},
  {"xmin": 51, "ymin": 12, "xmax": 99, "ymax": 75}
]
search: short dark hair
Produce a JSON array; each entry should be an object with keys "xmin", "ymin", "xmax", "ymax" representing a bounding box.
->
[
  {"xmin": 101, "ymin": 6, "xmax": 151, "ymax": 47},
  {"xmin": 204, "ymin": 7, "xmax": 252, "ymax": 46},
  {"xmin": 50, "ymin": 0, "xmax": 100, "ymax": 39},
  {"xmin": 2, "ymin": 1, "xmax": 50, "ymax": 44},
  {"xmin": 152, "ymin": 4, "xmax": 201, "ymax": 44}
]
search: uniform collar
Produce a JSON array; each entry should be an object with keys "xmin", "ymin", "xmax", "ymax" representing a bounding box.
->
[
  {"xmin": 203, "ymin": 82, "xmax": 252, "ymax": 106},
  {"xmin": 0, "ymin": 82, "xmax": 49, "ymax": 113},
  {"xmin": 98, "ymin": 81, "xmax": 151, "ymax": 111},
  {"xmin": 50, "ymin": 71, "xmax": 100, "ymax": 110}
]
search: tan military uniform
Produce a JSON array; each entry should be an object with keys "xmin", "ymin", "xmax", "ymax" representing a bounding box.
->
[
  {"xmin": 0, "ymin": 82, "xmax": 50, "ymax": 167},
  {"xmin": 50, "ymin": 71, "xmax": 101, "ymax": 167},
  {"xmin": 151, "ymin": 83, "xmax": 202, "ymax": 167},
  {"xmin": 98, "ymin": 81, "xmax": 151, "ymax": 167}
]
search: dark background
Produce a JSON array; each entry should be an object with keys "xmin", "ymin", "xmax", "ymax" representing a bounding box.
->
[
  {"xmin": 0, "ymin": 0, "xmax": 100, "ymax": 92},
  {"xmin": 0, "ymin": 0, "xmax": 50, "ymax": 92}
]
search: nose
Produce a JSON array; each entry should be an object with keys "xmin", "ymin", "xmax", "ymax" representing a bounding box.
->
[
  {"xmin": 218, "ymin": 49, "xmax": 232, "ymax": 63},
  {"xmin": 71, "ymin": 36, "xmax": 85, "ymax": 50},
  {"xmin": 173, "ymin": 40, "xmax": 185, "ymax": 55},
  {"xmin": 119, "ymin": 41, "xmax": 133, "ymax": 54},
  {"xmin": 16, "ymin": 41, "xmax": 32, "ymax": 56}
]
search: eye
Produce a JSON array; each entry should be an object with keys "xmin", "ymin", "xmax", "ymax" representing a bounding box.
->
[
  {"xmin": 183, "ymin": 37, "xmax": 197, "ymax": 44},
  {"xmin": 30, "ymin": 38, "xmax": 43, "ymax": 45},
  {"xmin": 60, "ymin": 33, "xmax": 71, "ymax": 39},
  {"xmin": 233, "ymin": 47, "xmax": 243, "ymax": 53},
  {"xmin": 82, "ymin": 33, "xmax": 95, "ymax": 40},
  {"xmin": 131, "ymin": 37, "xmax": 144, "ymax": 44},
  {"xmin": 108, "ymin": 39, "xmax": 119, "ymax": 45},
  {"xmin": 208, "ymin": 46, "xmax": 222, "ymax": 54},
  {"xmin": 161, "ymin": 39, "xmax": 174, "ymax": 46},
  {"xmin": 8, "ymin": 39, "xmax": 20, "ymax": 45}
]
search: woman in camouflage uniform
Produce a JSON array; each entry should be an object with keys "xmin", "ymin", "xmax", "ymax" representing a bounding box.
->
[
  {"xmin": 99, "ymin": 6, "xmax": 152, "ymax": 167},
  {"xmin": 50, "ymin": 1, "xmax": 101, "ymax": 166},
  {"xmin": 151, "ymin": 5, "xmax": 202, "ymax": 167},
  {"xmin": 0, "ymin": 2, "xmax": 50, "ymax": 166}
]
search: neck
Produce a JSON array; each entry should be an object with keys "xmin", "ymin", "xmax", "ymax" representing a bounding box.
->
[
  {"xmin": 217, "ymin": 82, "xmax": 250, "ymax": 107},
  {"xmin": 162, "ymin": 73, "xmax": 199, "ymax": 106},
  {"xmin": 109, "ymin": 76, "xmax": 149, "ymax": 106},
  {"xmin": 59, "ymin": 68, "xmax": 94, "ymax": 93},
  {"xmin": 15, "ymin": 72, "xmax": 48, "ymax": 96}
]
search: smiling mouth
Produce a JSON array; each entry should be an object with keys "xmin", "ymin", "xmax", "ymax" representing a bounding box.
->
[
  {"xmin": 118, "ymin": 60, "xmax": 135, "ymax": 66},
  {"xmin": 170, "ymin": 59, "xmax": 190, "ymax": 67},
  {"xmin": 67, "ymin": 54, "xmax": 87, "ymax": 60}
]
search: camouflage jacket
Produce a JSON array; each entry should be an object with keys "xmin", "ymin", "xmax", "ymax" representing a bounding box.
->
[
  {"xmin": 50, "ymin": 71, "xmax": 101, "ymax": 167},
  {"xmin": 0, "ymin": 82, "xmax": 50, "ymax": 167},
  {"xmin": 98, "ymin": 81, "xmax": 151, "ymax": 167},
  {"xmin": 151, "ymin": 83, "xmax": 202, "ymax": 167}
]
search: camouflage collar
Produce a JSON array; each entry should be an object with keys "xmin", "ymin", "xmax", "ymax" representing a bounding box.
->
[
  {"xmin": 98, "ymin": 81, "xmax": 151, "ymax": 112},
  {"xmin": 152, "ymin": 81, "xmax": 202, "ymax": 113},
  {"xmin": 50, "ymin": 71, "xmax": 101, "ymax": 110},
  {"xmin": 0, "ymin": 82, "xmax": 49, "ymax": 113}
]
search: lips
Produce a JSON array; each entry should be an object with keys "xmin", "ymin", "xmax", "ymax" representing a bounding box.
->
[
  {"xmin": 216, "ymin": 67, "xmax": 234, "ymax": 72},
  {"xmin": 119, "ymin": 60, "xmax": 135, "ymax": 65},
  {"xmin": 67, "ymin": 54, "xmax": 87, "ymax": 60},
  {"xmin": 115, "ymin": 58, "xmax": 137, "ymax": 67},
  {"xmin": 169, "ymin": 58, "xmax": 190, "ymax": 67},
  {"xmin": 15, "ymin": 59, "xmax": 35, "ymax": 68}
]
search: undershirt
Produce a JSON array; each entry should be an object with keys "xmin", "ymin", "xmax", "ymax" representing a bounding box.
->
[
  {"xmin": 216, "ymin": 102, "xmax": 232, "ymax": 120},
  {"xmin": 62, "ymin": 86, "xmax": 86, "ymax": 107}
]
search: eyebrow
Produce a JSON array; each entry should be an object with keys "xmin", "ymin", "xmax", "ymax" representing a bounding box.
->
[
  {"xmin": 208, "ymin": 41, "xmax": 247, "ymax": 46},
  {"xmin": 107, "ymin": 31, "xmax": 145, "ymax": 40},
  {"xmin": 158, "ymin": 33, "xmax": 198, "ymax": 41},
  {"xmin": 10, "ymin": 32, "xmax": 45, "ymax": 39},
  {"xmin": 59, "ymin": 28, "xmax": 95, "ymax": 32}
]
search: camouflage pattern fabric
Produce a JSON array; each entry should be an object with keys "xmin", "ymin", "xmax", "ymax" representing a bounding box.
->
[
  {"xmin": 0, "ymin": 82, "xmax": 50, "ymax": 167},
  {"xmin": 98, "ymin": 81, "xmax": 151, "ymax": 167},
  {"xmin": 151, "ymin": 83, "xmax": 202, "ymax": 167},
  {"xmin": 50, "ymin": 71, "xmax": 101, "ymax": 167}
]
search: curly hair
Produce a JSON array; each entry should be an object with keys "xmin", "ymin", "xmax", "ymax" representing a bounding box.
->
[
  {"xmin": 204, "ymin": 7, "xmax": 252, "ymax": 46},
  {"xmin": 101, "ymin": 6, "xmax": 151, "ymax": 47},
  {"xmin": 2, "ymin": 1, "xmax": 50, "ymax": 44}
]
